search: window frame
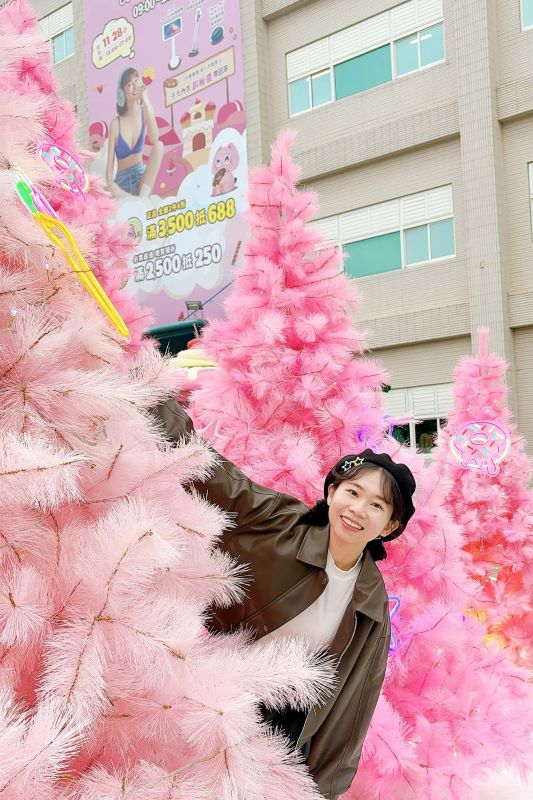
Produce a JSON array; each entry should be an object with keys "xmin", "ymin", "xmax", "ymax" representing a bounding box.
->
[
  {"xmin": 521, "ymin": 0, "xmax": 533, "ymax": 31},
  {"xmin": 402, "ymin": 215, "xmax": 456, "ymax": 269},
  {"xmin": 314, "ymin": 185, "xmax": 456, "ymax": 280},
  {"xmin": 287, "ymin": 5, "xmax": 445, "ymax": 117},
  {"xmin": 40, "ymin": 3, "xmax": 74, "ymax": 64},
  {"xmin": 414, "ymin": 417, "xmax": 444, "ymax": 454},
  {"xmin": 394, "ymin": 30, "xmax": 421, "ymax": 77},
  {"xmin": 344, "ymin": 229, "xmax": 403, "ymax": 279},
  {"xmin": 392, "ymin": 22, "xmax": 446, "ymax": 79},
  {"xmin": 333, "ymin": 42, "xmax": 393, "ymax": 101},
  {"xmin": 343, "ymin": 213, "xmax": 456, "ymax": 279},
  {"xmin": 311, "ymin": 68, "xmax": 335, "ymax": 108},
  {"xmin": 52, "ymin": 25, "xmax": 75, "ymax": 64},
  {"xmin": 287, "ymin": 75, "xmax": 311, "ymax": 117},
  {"xmin": 393, "ymin": 417, "xmax": 446, "ymax": 453},
  {"xmin": 288, "ymin": 68, "xmax": 334, "ymax": 117}
]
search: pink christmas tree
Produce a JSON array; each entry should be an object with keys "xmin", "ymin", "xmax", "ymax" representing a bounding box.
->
[
  {"xmin": 431, "ymin": 327, "xmax": 533, "ymax": 665},
  {"xmin": 190, "ymin": 130, "xmax": 387, "ymax": 505},
  {"xmin": 0, "ymin": 7, "xmax": 334, "ymax": 798},
  {"xmin": 189, "ymin": 132, "xmax": 533, "ymax": 798}
]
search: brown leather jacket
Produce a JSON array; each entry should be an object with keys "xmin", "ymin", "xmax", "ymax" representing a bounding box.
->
[{"xmin": 154, "ymin": 399, "xmax": 391, "ymax": 800}]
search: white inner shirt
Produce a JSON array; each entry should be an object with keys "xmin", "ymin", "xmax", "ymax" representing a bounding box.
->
[{"xmin": 260, "ymin": 551, "xmax": 363, "ymax": 647}]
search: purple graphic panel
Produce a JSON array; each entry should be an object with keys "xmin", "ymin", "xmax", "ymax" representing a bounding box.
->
[{"xmin": 83, "ymin": 0, "xmax": 248, "ymax": 325}]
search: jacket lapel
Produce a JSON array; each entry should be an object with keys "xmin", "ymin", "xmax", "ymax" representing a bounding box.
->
[
  {"xmin": 352, "ymin": 551, "xmax": 386, "ymax": 623},
  {"xmin": 296, "ymin": 522, "xmax": 329, "ymax": 568},
  {"xmin": 297, "ymin": 526, "xmax": 386, "ymax": 623}
]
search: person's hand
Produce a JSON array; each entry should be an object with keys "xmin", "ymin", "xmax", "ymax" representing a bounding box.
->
[{"xmin": 140, "ymin": 84, "xmax": 153, "ymax": 108}]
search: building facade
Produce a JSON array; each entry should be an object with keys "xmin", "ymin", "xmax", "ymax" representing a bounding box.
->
[
  {"xmin": 21, "ymin": 0, "xmax": 533, "ymax": 455},
  {"xmin": 19, "ymin": 0, "xmax": 88, "ymax": 133}
]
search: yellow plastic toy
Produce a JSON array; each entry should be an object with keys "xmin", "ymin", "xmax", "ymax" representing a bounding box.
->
[{"xmin": 14, "ymin": 174, "xmax": 129, "ymax": 338}]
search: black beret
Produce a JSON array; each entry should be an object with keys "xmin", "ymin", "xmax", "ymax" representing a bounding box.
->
[{"xmin": 323, "ymin": 450, "xmax": 416, "ymax": 540}]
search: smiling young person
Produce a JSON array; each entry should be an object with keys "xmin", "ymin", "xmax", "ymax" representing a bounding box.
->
[
  {"xmin": 106, "ymin": 67, "xmax": 163, "ymax": 199},
  {"xmin": 153, "ymin": 399, "xmax": 416, "ymax": 800}
]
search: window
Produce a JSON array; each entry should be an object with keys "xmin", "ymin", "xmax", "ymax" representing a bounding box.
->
[
  {"xmin": 345, "ymin": 232, "xmax": 402, "ymax": 278},
  {"xmin": 395, "ymin": 23, "xmax": 444, "ymax": 76},
  {"xmin": 393, "ymin": 418, "xmax": 446, "ymax": 452},
  {"xmin": 334, "ymin": 45, "xmax": 392, "ymax": 99},
  {"xmin": 522, "ymin": 0, "xmax": 533, "ymax": 29},
  {"xmin": 386, "ymin": 384, "xmax": 452, "ymax": 455},
  {"xmin": 349, "ymin": 214, "xmax": 455, "ymax": 274},
  {"xmin": 405, "ymin": 218, "xmax": 455, "ymax": 265},
  {"xmin": 287, "ymin": 0, "xmax": 444, "ymax": 116},
  {"xmin": 288, "ymin": 71, "xmax": 332, "ymax": 115},
  {"xmin": 415, "ymin": 418, "xmax": 440, "ymax": 453},
  {"xmin": 52, "ymin": 27, "xmax": 74, "ymax": 64},
  {"xmin": 311, "ymin": 71, "xmax": 333, "ymax": 106},
  {"xmin": 40, "ymin": 4, "xmax": 74, "ymax": 64},
  {"xmin": 395, "ymin": 34, "xmax": 419, "ymax": 76},
  {"xmin": 289, "ymin": 78, "xmax": 311, "ymax": 115},
  {"xmin": 315, "ymin": 185, "xmax": 455, "ymax": 279},
  {"xmin": 391, "ymin": 424, "xmax": 411, "ymax": 446}
]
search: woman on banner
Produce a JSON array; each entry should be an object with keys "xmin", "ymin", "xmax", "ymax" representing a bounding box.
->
[{"xmin": 106, "ymin": 67, "xmax": 163, "ymax": 198}]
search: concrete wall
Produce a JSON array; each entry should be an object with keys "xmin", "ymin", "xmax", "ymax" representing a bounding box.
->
[
  {"xmin": 514, "ymin": 327, "xmax": 533, "ymax": 455},
  {"xmin": 376, "ymin": 335, "xmax": 471, "ymax": 388},
  {"xmin": 502, "ymin": 116, "xmax": 533, "ymax": 295},
  {"xmin": 26, "ymin": 0, "xmax": 88, "ymax": 141},
  {"xmin": 309, "ymin": 138, "xmax": 467, "ymax": 316}
]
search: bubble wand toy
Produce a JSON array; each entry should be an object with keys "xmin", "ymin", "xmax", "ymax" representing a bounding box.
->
[{"xmin": 12, "ymin": 172, "xmax": 129, "ymax": 338}]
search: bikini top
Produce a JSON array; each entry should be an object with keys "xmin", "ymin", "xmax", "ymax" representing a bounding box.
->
[{"xmin": 116, "ymin": 111, "xmax": 145, "ymax": 159}]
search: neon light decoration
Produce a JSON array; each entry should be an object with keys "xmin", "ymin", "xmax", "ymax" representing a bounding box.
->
[
  {"xmin": 13, "ymin": 172, "xmax": 129, "ymax": 338},
  {"xmin": 38, "ymin": 142, "xmax": 89, "ymax": 198},
  {"xmin": 388, "ymin": 595, "xmax": 401, "ymax": 652},
  {"xmin": 450, "ymin": 420, "xmax": 510, "ymax": 476}
]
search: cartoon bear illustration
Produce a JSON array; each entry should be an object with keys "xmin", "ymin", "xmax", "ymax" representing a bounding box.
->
[{"xmin": 211, "ymin": 143, "xmax": 239, "ymax": 196}]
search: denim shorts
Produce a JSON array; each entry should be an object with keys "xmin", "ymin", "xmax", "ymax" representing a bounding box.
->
[{"xmin": 115, "ymin": 162, "xmax": 146, "ymax": 195}]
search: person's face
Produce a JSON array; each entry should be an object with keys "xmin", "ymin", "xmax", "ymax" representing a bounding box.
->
[
  {"xmin": 327, "ymin": 470, "xmax": 399, "ymax": 553},
  {"xmin": 124, "ymin": 74, "xmax": 141, "ymax": 102}
]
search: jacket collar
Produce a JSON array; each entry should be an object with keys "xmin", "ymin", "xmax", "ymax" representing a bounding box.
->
[
  {"xmin": 296, "ymin": 522, "xmax": 329, "ymax": 569},
  {"xmin": 297, "ymin": 524, "xmax": 385, "ymax": 623}
]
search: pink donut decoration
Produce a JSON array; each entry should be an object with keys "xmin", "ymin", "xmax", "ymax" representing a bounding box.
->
[
  {"xmin": 450, "ymin": 420, "xmax": 510, "ymax": 476},
  {"xmin": 38, "ymin": 142, "xmax": 89, "ymax": 199}
]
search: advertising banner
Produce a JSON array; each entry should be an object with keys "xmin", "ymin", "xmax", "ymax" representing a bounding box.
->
[{"xmin": 83, "ymin": 0, "xmax": 248, "ymax": 325}]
